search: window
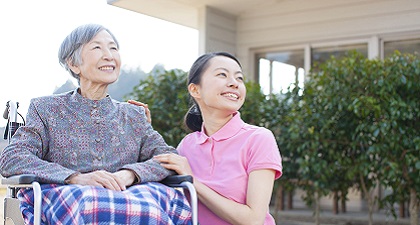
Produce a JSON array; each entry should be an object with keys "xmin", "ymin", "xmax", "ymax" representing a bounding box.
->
[
  {"xmin": 257, "ymin": 50, "xmax": 305, "ymax": 95},
  {"xmin": 256, "ymin": 34, "xmax": 420, "ymax": 95},
  {"xmin": 383, "ymin": 38, "xmax": 420, "ymax": 58},
  {"xmin": 311, "ymin": 43, "xmax": 368, "ymax": 69}
]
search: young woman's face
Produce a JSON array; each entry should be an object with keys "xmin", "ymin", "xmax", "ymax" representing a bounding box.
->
[
  {"xmin": 191, "ymin": 56, "xmax": 246, "ymax": 115},
  {"xmin": 72, "ymin": 30, "xmax": 121, "ymax": 87}
]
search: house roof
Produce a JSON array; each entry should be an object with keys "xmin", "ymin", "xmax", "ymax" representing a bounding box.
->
[{"xmin": 107, "ymin": 0, "xmax": 272, "ymax": 29}]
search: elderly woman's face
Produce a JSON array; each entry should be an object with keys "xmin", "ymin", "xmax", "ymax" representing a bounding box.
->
[{"xmin": 75, "ymin": 30, "xmax": 121, "ymax": 86}]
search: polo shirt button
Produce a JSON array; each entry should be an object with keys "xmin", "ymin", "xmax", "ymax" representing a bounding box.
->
[
  {"xmin": 95, "ymin": 119, "xmax": 100, "ymax": 124},
  {"xmin": 92, "ymin": 104, "xmax": 97, "ymax": 108},
  {"xmin": 95, "ymin": 138, "xmax": 101, "ymax": 142}
]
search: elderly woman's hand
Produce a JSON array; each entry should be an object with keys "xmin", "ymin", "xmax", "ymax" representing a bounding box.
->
[
  {"xmin": 65, "ymin": 169, "xmax": 136, "ymax": 191},
  {"xmin": 127, "ymin": 99, "xmax": 151, "ymax": 123}
]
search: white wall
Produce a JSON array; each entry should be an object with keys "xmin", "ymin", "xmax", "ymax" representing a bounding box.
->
[
  {"xmin": 198, "ymin": 6, "xmax": 237, "ymax": 55},
  {"xmin": 235, "ymin": 0, "xmax": 420, "ymax": 79}
]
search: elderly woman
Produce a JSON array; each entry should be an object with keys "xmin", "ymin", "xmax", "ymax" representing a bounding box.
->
[{"xmin": 0, "ymin": 24, "xmax": 191, "ymax": 225}]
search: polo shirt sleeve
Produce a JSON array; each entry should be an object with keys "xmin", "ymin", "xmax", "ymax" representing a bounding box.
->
[{"xmin": 246, "ymin": 127, "xmax": 282, "ymax": 179}]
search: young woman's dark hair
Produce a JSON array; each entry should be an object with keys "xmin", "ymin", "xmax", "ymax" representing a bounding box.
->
[{"xmin": 184, "ymin": 52, "xmax": 242, "ymax": 132}]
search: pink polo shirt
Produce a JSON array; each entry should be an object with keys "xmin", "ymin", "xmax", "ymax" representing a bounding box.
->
[{"xmin": 177, "ymin": 112, "xmax": 282, "ymax": 225}]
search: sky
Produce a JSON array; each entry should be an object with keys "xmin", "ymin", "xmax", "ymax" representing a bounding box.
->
[{"xmin": 0, "ymin": 0, "xmax": 198, "ymax": 121}]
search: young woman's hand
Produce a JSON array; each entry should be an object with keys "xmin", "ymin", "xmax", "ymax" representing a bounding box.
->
[
  {"xmin": 153, "ymin": 153, "xmax": 194, "ymax": 177},
  {"xmin": 127, "ymin": 99, "xmax": 151, "ymax": 123}
]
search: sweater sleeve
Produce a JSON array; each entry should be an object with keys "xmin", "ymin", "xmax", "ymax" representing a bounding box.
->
[
  {"xmin": 0, "ymin": 98, "xmax": 76, "ymax": 183},
  {"xmin": 120, "ymin": 105, "xmax": 177, "ymax": 183}
]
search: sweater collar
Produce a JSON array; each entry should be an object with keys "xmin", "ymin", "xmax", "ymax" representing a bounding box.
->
[{"xmin": 70, "ymin": 88, "xmax": 113, "ymax": 108}]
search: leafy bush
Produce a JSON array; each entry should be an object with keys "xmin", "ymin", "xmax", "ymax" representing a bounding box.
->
[
  {"xmin": 285, "ymin": 51, "xmax": 419, "ymax": 224},
  {"xmin": 125, "ymin": 69, "xmax": 190, "ymax": 147}
]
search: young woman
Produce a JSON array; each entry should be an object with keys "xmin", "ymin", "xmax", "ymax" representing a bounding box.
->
[{"xmin": 132, "ymin": 52, "xmax": 282, "ymax": 224}]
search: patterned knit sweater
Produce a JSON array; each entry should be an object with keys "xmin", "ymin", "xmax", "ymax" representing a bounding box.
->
[{"xmin": 0, "ymin": 89, "xmax": 176, "ymax": 184}]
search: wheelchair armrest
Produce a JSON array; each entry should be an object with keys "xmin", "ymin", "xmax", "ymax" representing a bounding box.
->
[
  {"xmin": 1, "ymin": 174, "xmax": 39, "ymax": 185},
  {"xmin": 162, "ymin": 175, "xmax": 197, "ymax": 224},
  {"xmin": 161, "ymin": 175, "xmax": 193, "ymax": 187},
  {"xmin": 2, "ymin": 174, "xmax": 192, "ymax": 186}
]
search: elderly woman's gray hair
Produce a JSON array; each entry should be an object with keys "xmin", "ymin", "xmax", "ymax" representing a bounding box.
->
[{"xmin": 58, "ymin": 24, "xmax": 120, "ymax": 82}]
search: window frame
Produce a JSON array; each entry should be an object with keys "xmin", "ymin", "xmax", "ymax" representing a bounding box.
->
[
  {"xmin": 379, "ymin": 32, "xmax": 420, "ymax": 59},
  {"xmin": 254, "ymin": 38, "xmax": 369, "ymax": 95}
]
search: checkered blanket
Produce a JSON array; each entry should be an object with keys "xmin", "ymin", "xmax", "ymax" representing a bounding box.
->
[{"xmin": 18, "ymin": 182, "xmax": 192, "ymax": 225}]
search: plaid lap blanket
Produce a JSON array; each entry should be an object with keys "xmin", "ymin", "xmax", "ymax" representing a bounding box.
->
[{"xmin": 18, "ymin": 182, "xmax": 192, "ymax": 225}]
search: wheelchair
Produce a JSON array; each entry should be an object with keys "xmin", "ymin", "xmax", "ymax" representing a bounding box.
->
[{"xmin": 2, "ymin": 100, "xmax": 197, "ymax": 225}]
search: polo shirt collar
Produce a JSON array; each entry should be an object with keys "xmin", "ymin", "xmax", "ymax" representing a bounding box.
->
[{"xmin": 196, "ymin": 111, "xmax": 244, "ymax": 144}]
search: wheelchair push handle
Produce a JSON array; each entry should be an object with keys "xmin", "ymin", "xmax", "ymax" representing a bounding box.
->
[
  {"xmin": 5, "ymin": 101, "xmax": 19, "ymax": 122},
  {"xmin": 3, "ymin": 100, "xmax": 25, "ymax": 142},
  {"xmin": 3, "ymin": 103, "xmax": 8, "ymax": 119}
]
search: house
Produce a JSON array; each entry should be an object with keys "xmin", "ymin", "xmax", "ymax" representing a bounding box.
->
[{"xmin": 107, "ymin": 0, "xmax": 420, "ymax": 95}]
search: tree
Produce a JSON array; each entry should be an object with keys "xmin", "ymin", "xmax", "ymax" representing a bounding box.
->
[
  {"xmin": 372, "ymin": 52, "xmax": 420, "ymax": 225},
  {"xmin": 289, "ymin": 51, "xmax": 419, "ymax": 225},
  {"xmin": 125, "ymin": 68, "xmax": 190, "ymax": 147}
]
